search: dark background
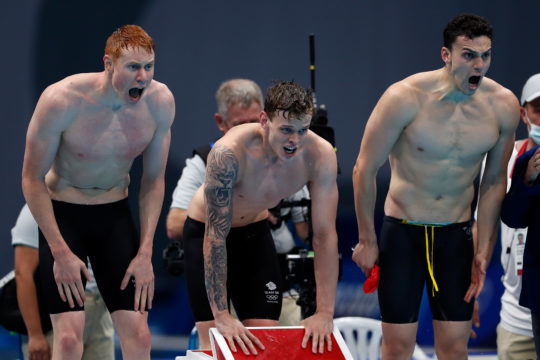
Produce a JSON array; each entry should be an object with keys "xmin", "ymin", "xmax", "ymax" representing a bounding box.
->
[{"xmin": 1, "ymin": 0, "xmax": 536, "ymax": 350}]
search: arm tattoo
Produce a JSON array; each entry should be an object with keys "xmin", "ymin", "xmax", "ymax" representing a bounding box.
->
[{"xmin": 203, "ymin": 144, "xmax": 238, "ymax": 311}]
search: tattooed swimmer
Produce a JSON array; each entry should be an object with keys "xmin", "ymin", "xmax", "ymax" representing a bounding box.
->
[{"xmin": 185, "ymin": 81, "xmax": 339, "ymax": 355}]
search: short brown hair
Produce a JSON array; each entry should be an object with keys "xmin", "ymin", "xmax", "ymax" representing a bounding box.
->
[
  {"xmin": 443, "ymin": 14, "xmax": 492, "ymax": 49},
  {"xmin": 105, "ymin": 25, "xmax": 155, "ymax": 61},
  {"xmin": 264, "ymin": 81, "xmax": 314, "ymax": 121}
]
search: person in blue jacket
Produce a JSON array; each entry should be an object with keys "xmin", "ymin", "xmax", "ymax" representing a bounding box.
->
[{"xmin": 501, "ymin": 73, "xmax": 540, "ymax": 358}]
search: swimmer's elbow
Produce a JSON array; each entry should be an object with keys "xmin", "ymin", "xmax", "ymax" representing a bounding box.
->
[
  {"xmin": 311, "ymin": 231, "xmax": 338, "ymax": 250},
  {"xmin": 352, "ymin": 160, "xmax": 377, "ymax": 183},
  {"xmin": 21, "ymin": 175, "xmax": 44, "ymax": 192}
]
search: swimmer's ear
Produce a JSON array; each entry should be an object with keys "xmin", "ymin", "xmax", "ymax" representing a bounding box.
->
[
  {"xmin": 103, "ymin": 55, "xmax": 113, "ymax": 71},
  {"xmin": 441, "ymin": 46, "xmax": 451, "ymax": 65},
  {"xmin": 260, "ymin": 111, "xmax": 269, "ymax": 127}
]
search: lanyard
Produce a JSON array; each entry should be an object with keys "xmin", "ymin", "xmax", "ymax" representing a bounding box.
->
[{"xmin": 510, "ymin": 141, "xmax": 529, "ymax": 178}]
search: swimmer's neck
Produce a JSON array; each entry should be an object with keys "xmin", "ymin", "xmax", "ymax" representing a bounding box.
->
[
  {"xmin": 435, "ymin": 68, "xmax": 475, "ymax": 103},
  {"xmin": 95, "ymin": 71, "xmax": 128, "ymax": 110}
]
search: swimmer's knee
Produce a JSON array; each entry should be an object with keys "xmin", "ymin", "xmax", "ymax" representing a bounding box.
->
[{"xmin": 381, "ymin": 322, "xmax": 417, "ymax": 359}]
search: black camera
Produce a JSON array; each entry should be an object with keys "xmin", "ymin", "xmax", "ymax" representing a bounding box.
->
[
  {"xmin": 162, "ymin": 240, "xmax": 185, "ymax": 276},
  {"xmin": 286, "ymin": 249, "xmax": 317, "ymax": 319},
  {"xmin": 286, "ymin": 249, "xmax": 342, "ymax": 319}
]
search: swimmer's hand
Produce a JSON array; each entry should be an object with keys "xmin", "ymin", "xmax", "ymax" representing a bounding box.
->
[
  {"xmin": 214, "ymin": 310, "xmax": 264, "ymax": 355},
  {"xmin": 53, "ymin": 249, "xmax": 91, "ymax": 308},
  {"xmin": 352, "ymin": 241, "xmax": 378, "ymax": 276},
  {"xmin": 121, "ymin": 253, "xmax": 154, "ymax": 313},
  {"xmin": 300, "ymin": 311, "xmax": 334, "ymax": 354},
  {"xmin": 464, "ymin": 255, "xmax": 486, "ymax": 303}
]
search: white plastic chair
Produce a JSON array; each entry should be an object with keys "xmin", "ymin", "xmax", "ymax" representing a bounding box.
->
[
  {"xmin": 188, "ymin": 325, "xmax": 199, "ymax": 350},
  {"xmin": 334, "ymin": 316, "xmax": 430, "ymax": 360}
]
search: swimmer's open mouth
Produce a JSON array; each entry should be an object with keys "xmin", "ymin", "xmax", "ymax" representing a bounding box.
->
[
  {"xmin": 469, "ymin": 76, "xmax": 481, "ymax": 85},
  {"xmin": 284, "ymin": 145, "xmax": 297, "ymax": 155},
  {"xmin": 129, "ymin": 88, "xmax": 144, "ymax": 99}
]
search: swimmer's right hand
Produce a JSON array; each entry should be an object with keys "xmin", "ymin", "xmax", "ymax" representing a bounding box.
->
[
  {"xmin": 214, "ymin": 311, "xmax": 265, "ymax": 355},
  {"xmin": 53, "ymin": 250, "xmax": 91, "ymax": 308},
  {"xmin": 352, "ymin": 241, "xmax": 379, "ymax": 276}
]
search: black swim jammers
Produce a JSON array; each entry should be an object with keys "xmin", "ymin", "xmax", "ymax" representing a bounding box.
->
[
  {"xmin": 39, "ymin": 199, "xmax": 140, "ymax": 314},
  {"xmin": 183, "ymin": 217, "xmax": 282, "ymax": 322},
  {"xmin": 378, "ymin": 216, "xmax": 475, "ymax": 323}
]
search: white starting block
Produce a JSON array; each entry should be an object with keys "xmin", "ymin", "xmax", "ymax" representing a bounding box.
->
[{"xmin": 182, "ymin": 349, "xmax": 214, "ymax": 359}]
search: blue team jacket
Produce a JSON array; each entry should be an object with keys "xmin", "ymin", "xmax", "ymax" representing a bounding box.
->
[{"xmin": 501, "ymin": 145, "xmax": 540, "ymax": 316}]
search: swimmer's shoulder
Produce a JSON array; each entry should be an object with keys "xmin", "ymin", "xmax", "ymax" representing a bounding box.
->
[
  {"xmin": 225, "ymin": 123, "xmax": 261, "ymax": 142},
  {"xmin": 304, "ymin": 131, "xmax": 338, "ymax": 172},
  {"xmin": 212, "ymin": 123, "xmax": 260, "ymax": 158},
  {"xmin": 374, "ymin": 71, "xmax": 432, "ymax": 120},
  {"xmin": 399, "ymin": 70, "xmax": 440, "ymax": 94},
  {"xmin": 144, "ymin": 79, "xmax": 174, "ymax": 104},
  {"xmin": 480, "ymin": 76, "xmax": 517, "ymax": 102},
  {"xmin": 480, "ymin": 77, "xmax": 519, "ymax": 121},
  {"xmin": 34, "ymin": 73, "xmax": 99, "ymax": 121},
  {"xmin": 144, "ymin": 80, "xmax": 175, "ymax": 125},
  {"xmin": 42, "ymin": 73, "xmax": 102, "ymax": 106},
  {"xmin": 306, "ymin": 128, "xmax": 335, "ymax": 154}
]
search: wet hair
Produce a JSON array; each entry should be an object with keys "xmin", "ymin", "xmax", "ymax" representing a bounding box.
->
[
  {"xmin": 216, "ymin": 79, "xmax": 263, "ymax": 116},
  {"xmin": 443, "ymin": 14, "xmax": 493, "ymax": 49},
  {"xmin": 105, "ymin": 25, "xmax": 155, "ymax": 62},
  {"xmin": 264, "ymin": 81, "xmax": 314, "ymax": 121}
]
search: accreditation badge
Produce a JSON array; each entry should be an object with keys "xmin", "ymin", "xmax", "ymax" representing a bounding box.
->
[{"xmin": 512, "ymin": 229, "xmax": 527, "ymax": 275}]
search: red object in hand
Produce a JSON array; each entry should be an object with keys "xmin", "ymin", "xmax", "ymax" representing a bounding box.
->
[{"xmin": 363, "ymin": 264, "xmax": 379, "ymax": 293}]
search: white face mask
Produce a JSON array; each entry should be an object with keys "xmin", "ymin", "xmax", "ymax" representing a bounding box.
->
[{"xmin": 525, "ymin": 109, "xmax": 540, "ymax": 145}]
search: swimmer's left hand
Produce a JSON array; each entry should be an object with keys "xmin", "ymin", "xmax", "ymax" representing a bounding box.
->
[
  {"xmin": 464, "ymin": 255, "xmax": 486, "ymax": 303},
  {"xmin": 300, "ymin": 311, "xmax": 333, "ymax": 354},
  {"xmin": 121, "ymin": 253, "xmax": 155, "ymax": 313}
]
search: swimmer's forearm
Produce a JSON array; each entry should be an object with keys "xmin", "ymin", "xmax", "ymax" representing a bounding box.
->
[
  {"xmin": 313, "ymin": 234, "xmax": 338, "ymax": 315},
  {"xmin": 138, "ymin": 176, "xmax": 165, "ymax": 255},
  {"xmin": 352, "ymin": 166, "xmax": 377, "ymax": 243},
  {"xmin": 203, "ymin": 144, "xmax": 237, "ymax": 314},
  {"xmin": 204, "ymin": 235, "xmax": 228, "ymax": 313},
  {"xmin": 476, "ymin": 180, "xmax": 506, "ymax": 259},
  {"xmin": 22, "ymin": 177, "xmax": 69, "ymax": 255}
]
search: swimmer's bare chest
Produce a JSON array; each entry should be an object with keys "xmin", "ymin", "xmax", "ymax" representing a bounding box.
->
[
  {"xmin": 53, "ymin": 105, "xmax": 156, "ymax": 187},
  {"xmin": 395, "ymin": 99, "xmax": 498, "ymax": 168},
  {"xmin": 385, "ymin": 99, "xmax": 499, "ymax": 221},
  {"xmin": 231, "ymin": 161, "xmax": 309, "ymax": 221}
]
